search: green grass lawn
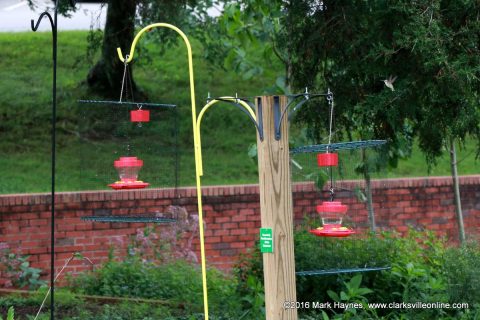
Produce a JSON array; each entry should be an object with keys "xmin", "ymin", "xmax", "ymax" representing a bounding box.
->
[{"xmin": 0, "ymin": 31, "xmax": 478, "ymax": 194}]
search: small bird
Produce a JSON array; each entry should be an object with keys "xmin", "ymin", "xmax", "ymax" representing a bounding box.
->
[{"xmin": 382, "ymin": 75, "xmax": 397, "ymax": 91}]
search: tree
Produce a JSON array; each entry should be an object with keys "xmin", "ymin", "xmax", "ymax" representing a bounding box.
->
[
  {"xmin": 212, "ymin": 1, "xmax": 479, "ymax": 239},
  {"xmin": 86, "ymin": 0, "xmax": 137, "ymax": 96},
  {"xmin": 30, "ymin": 0, "xmax": 217, "ymax": 97},
  {"xmin": 283, "ymin": 0, "xmax": 480, "ymax": 241},
  {"xmin": 86, "ymin": 0, "xmax": 216, "ymax": 97}
]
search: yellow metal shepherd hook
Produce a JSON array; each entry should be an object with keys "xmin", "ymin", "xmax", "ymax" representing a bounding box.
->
[
  {"xmin": 117, "ymin": 23, "xmax": 209, "ymax": 319},
  {"xmin": 196, "ymin": 98, "xmax": 257, "ymax": 169}
]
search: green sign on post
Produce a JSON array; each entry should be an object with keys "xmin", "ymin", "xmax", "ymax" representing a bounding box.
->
[{"xmin": 260, "ymin": 228, "xmax": 274, "ymax": 253}]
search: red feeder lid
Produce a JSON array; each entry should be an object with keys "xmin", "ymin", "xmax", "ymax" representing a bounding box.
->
[
  {"xmin": 317, "ymin": 153, "xmax": 338, "ymax": 167},
  {"xmin": 316, "ymin": 201, "xmax": 348, "ymax": 213},
  {"xmin": 114, "ymin": 157, "xmax": 143, "ymax": 168},
  {"xmin": 309, "ymin": 226, "xmax": 355, "ymax": 237},
  {"xmin": 131, "ymin": 109, "xmax": 150, "ymax": 122}
]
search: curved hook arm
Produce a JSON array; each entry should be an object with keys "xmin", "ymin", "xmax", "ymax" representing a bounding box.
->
[
  {"xmin": 275, "ymin": 92, "xmax": 334, "ymax": 140},
  {"xmin": 116, "ymin": 23, "xmax": 199, "ymax": 166},
  {"xmin": 31, "ymin": 11, "xmax": 54, "ymax": 31},
  {"xmin": 117, "ymin": 23, "xmax": 190, "ymax": 63},
  {"xmin": 196, "ymin": 97, "xmax": 259, "ymax": 177}
]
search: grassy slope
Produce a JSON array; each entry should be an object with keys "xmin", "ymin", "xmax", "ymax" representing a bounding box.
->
[{"xmin": 0, "ymin": 31, "xmax": 477, "ymax": 194}]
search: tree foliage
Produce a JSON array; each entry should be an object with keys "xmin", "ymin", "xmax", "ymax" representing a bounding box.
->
[
  {"xmin": 213, "ymin": 1, "xmax": 480, "ymax": 166},
  {"xmin": 286, "ymin": 0, "xmax": 480, "ymax": 164}
]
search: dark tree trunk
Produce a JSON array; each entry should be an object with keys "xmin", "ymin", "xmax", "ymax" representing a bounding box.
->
[{"xmin": 87, "ymin": 0, "xmax": 137, "ymax": 97}]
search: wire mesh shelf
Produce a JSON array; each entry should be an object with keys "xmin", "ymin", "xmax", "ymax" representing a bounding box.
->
[
  {"xmin": 296, "ymin": 266, "xmax": 391, "ymax": 277},
  {"xmin": 81, "ymin": 215, "xmax": 177, "ymax": 223},
  {"xmin": 78, "ymin": 100, "xmax": 176, "ymax": 108},
  {"xmin": 290, "ymin": 140, "xmax": 387, "ymax": 154}
]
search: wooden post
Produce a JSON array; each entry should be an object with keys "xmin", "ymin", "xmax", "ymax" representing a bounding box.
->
[{"xmin": 255, "ymin": 95, "xmax": 298, "ymax": 320}]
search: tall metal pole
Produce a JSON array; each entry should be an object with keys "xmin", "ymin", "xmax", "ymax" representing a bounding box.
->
[
  {"xmin": 450, "ymin": 138, "xmax": 466, "ymax": 243},
  {"xmin": 256, "ymin": 96, "xmax": 298, "ymax": 320},
  {"xmin": 31, "ymin": 1, "xmax": 75, "ymax": 318}
]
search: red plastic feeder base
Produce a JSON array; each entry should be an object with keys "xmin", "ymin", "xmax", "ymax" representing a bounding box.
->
[
  {"xmin": 309, "ymin": 225, "xmax": 355, "ymax": 237},
  {"xmin": 317, "ymin": 153, "xmax": 338, "ymax": 167},
  {"xmin": 108, "ymin": 181, "xmax": 150, "ymax": 190},
  {"xmin": 130, "ymin": 109, "xmax": 150, "ymax": 122}
]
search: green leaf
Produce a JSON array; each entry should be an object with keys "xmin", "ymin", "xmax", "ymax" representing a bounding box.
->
[
  {"xmin": 242, "ymin": 67, "xmax": 258, "ymax": 80},
  {"xmin": 327, "ymin": 290, "xmax": 340, "ymax": 302},
  {"xmin": 356, "ymin": 288, "xmax": 374, "ymax": 295},
  {"xmin": 248, "ymin": 144, "xmax": 257, "ymax": 161},
  {"xmin": 6, "ymin": 306, "xmax": 13, "ymax": 320},
  {"xmin": 321, "ymin": 310, "xmax": 330, "ymax": 320},
  {"xmin": 73, "ymin": 252, "xmax": 84, "ymax": 259},
  {"xmin": 349, "ymin": 274, "xmax": 363, "ymax": 290}
]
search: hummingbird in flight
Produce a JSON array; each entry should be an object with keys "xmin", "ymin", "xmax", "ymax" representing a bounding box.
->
[{"xmin": 382, "ymin": 75, "xmax": 397, "ymax": 91}]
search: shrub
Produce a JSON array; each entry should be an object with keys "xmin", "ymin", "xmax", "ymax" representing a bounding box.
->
[
  {"xmin": 443, "ymin": 242, "xmax": 480, "ymax": 305},
  {"xmin": 235, "ymin": 226, "xmax": 480, "ymax": 319},
  {"xmin": 0, "ymin": 243, "xmax": 45, "ymax": 290},
  {"xmin": 70, "ymin": 257, "xmax": 242, "ymax": 318}
]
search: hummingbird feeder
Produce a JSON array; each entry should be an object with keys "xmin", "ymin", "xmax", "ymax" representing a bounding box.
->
[
  {"xmin": 309, "ymin": 91, "xmax": 354, "ymax": 237},
  {"xmin": 310, "ymin": 201, "xmax": 355, "ymax": 237},
  {"xmin": 108, "ymin": 156, "xmax": 149, "ymax": 190}
]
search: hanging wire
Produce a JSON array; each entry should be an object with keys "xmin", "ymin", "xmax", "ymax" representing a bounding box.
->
[
  {"xmin": 327, "ymin": 89, "xmax": 334, "ymax": 146},
  {"xmin": 325, "ymin": 89, "xmax": 335, "ymax": 198},
  {"xmin": 119, "ymin": 55, "xmax": 130, "ymax": 102}
]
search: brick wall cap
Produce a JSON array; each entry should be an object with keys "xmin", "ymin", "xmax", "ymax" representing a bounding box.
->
[{"xmin": 1, "ymin": 175, "xmax": 479, "ymax": 205}]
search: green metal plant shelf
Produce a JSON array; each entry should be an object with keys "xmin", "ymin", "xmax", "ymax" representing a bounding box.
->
[
  {"xmin": 81, "ymin": 216, "xmax": 177, "ymax": 223},
  {"xmin": 296, "ymin": 266, "xmax": 391, "ymax": 276},
  {"xmin": 290, "ymin": 140, "xmax": 387, "ymax": 154},
  {"xmin": 78, "ymin": 100, "xmax": 176, "ymax": 108}
]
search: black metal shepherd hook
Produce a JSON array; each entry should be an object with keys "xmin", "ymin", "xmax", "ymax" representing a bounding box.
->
[
  {"xmin": 274, "ymin": 88, "xmax": 334, "ymax": 140},
  {"xmin": 30, "ymin": 1, "xmax": 76, "ymax": 319}
]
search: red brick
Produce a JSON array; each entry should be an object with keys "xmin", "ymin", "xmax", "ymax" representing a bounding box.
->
[
  {"xmin": 230, "ymin": 242, "xmax": 246, "ymax": 249},
  {"xmin": 222, "ymin": 235, "xmax": 239, "ymax": 242},
  {"xmin": 215, "ymin": 217, "xmax": 230, "ymax": 223},
  {"xmin": 214, "ymin": 229, "xmax": 230, "ymax": 236},
  {"xmin": 230, "ymin": 229, "xmax": 247, "ymax": 236},
  {"xmin": 222, "ymin": 222, "xmax": 238, "ymax": 229},
  {"xmin": 75, "ymin": 238, "xmax": 93, "ymax": 245},
  {"xmin": 205, "ymin": 236, "xmax": 221, "ymax": 243},
  {"xmin": 239, "ymin": 222, "xmax": 256, "ymax": 229},
  {"xmin": 25, "ymin": 247, "xmax": 49, "ymax": 254},
  {"xmin": 232, "ymin": 215, "xmax": 247, "ymax": 222}
]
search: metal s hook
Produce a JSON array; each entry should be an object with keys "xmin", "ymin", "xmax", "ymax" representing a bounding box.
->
[
  {"xmin": 31, "ymin": 12, "xmax": 54, "ymax": 31},
  {"xmin": 30, "ymin": 0, "xmax": 77, "ymax": 32}
]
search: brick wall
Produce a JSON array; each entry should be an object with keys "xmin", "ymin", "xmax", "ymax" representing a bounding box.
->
[{"xmin": 0, "ymin": 175, "xmax": 479, "ymax": 285}]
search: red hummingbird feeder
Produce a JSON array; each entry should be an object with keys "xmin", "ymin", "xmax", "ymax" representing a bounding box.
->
[
  {"xmin": 310, "ymin": 145, "xmax": 354, "ymax": 237},
  {"xmin": 108, "ymin": 156, "xmax": 149, "ymax": 190},
  {"xmin": 309, "ymin": 201, "xmax": 355, "ymax": 237}
]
